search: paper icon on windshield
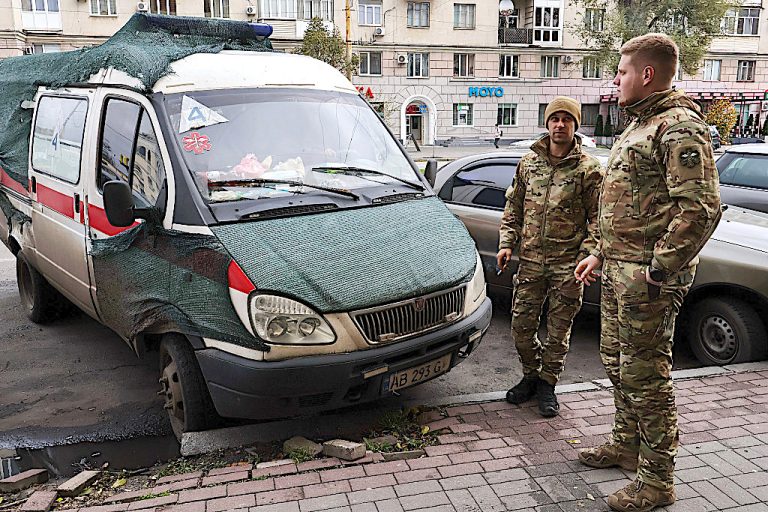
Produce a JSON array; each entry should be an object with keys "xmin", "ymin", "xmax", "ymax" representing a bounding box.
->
[{"xmin": 179, "ymin": 95, "xmax": 229, "ymax": 133}]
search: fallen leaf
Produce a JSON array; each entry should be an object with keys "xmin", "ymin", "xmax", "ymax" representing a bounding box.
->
[
  {"xmin": 111, "ymin": 478, "xmax": 127, "ymax": 489},
  {"xmin": 421, "ymin": 426, "xmax": 430, "ymax": 435},
  {"xmin": 566, "ymin": 439, "xmax": 582, "ymax": 444},
  {"xmin": 586, "ymin": 493, "xmax": 595, "ymax": 501}
]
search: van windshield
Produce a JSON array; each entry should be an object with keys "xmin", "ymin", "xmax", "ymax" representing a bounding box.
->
[{"xmin": 164, "ymin": 89, "xmax": 418, "ymax": 203}]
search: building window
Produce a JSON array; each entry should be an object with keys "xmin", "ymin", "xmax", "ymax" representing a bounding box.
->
[
  {"xmin": 722, "ymin": 8, "xmax": 760, "ymax": 35},
  {"xmin": 22, "ymin": 0, "xmax": 59, "ymax": 12},
  {"xmin": 31, "ymin": 44, "xmax": 61, "ymax": 53},
  {"xmin": 407, "ymin": 2, "xmax": 430, "ymax": 27},
  {"xmin": 453, "ymin": 103, "xmax": 473, "ymax": 126},
  {"xmin": 90, "ymin": 0, "xmax": 116, "ymax": 15},
  {"xmin": 150, "ymin": 0, "xmax": 176, "ymax": 14},
  {"xmin": 258, "ymin": 0, "xmax": 294, "ymax": 18},
  {"xmin": 204, "ymin": 0, "xmax": 230, "ymax": 17},
  {"xmin": 538, "ymin": 103, "xmax": 547, "ymax": 126},
  {"xmin": 499, "ymin": 54, "xmax": 519, "ymax": 78},
  {"xmin": 703, "ymin": 59, "xmax": 721, "ymax": 81},
  {"xmin": 737, "ymin": 60, "xmax": 755, "ymax": 82},
  {"xmin": 303, "ymin": 0, "xmax": 332, "ymax": 20},
  {"xmin": 453, "ymin": 53, "xmax": 475, "ymax": 78},
  {"xmin": 582, "ymin": 57, "xmax": 601, "ymax": 79},
  {"xmin": 582, "ymin": 104, "xmax": 599, "ymax": 126},
  {"xmin": 534, "ymin": 6, "xmax": 560, "ymax": 43},
  {"xmin": 359, "ymin": 51, "xmax": 382, "ymax": 75},
  {"xmin": 584, "ymin": 8, "xmax": 604, "ymax": 31},
  {"xmin": 541, "ymin": 56, "xmax": 559, "ymax": 78},
  {"xmin": 497, "ymin": 104, "xmax": 517, "ymax": 126},
  {"xmin": 358, "ymin": 1, "xmax": 381, "ymax": 25},
  {"xmin": 407, "ymin": 52, "xmax": 429, "ymax": 77},
  {"xmin": 454, "ymin": 4, "xmax": 475, "ymax": 29}
]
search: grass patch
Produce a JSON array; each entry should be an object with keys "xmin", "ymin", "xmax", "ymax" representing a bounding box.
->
[
  {"xmin": 365, "ymin": 407, "xmax": 437, "ymax": 452},
  {"xmin": 287, "ymin": 447, "xmax": 316, "ymax": 464}
]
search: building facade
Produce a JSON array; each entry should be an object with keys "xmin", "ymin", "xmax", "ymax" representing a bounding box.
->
[{"xmin": 1, "ymin": 0, "xmax": 767, "ymax": 143}]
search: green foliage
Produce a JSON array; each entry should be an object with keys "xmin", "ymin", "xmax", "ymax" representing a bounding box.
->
[
  {"xmin": 287, "ymin": 447, "xmax": 316, "ymax": 464},
  {"xmin": 761, "ymin": 117, "xmax": 768, "ymax": 136},
  {"xmin": 365, "ymin": 408, "xmax": 437, "ymax": 452},
  {"xmin": 594, "ymin": 115, "xmax": 604, "ymax": 137},
  {"xmin": 705, "ymin": 99, "xmax": 737, "ymax": 143},
  {"xmin": 294, "ymin": 17, "xmax": 358, "ymax": 77},
  {"xmin": 570, "ymin": 0, "xmax": 731, "ymax": 76},
  {"xmin": 604, "ymin": 118, "xmax": 614, "ymax": 137}
]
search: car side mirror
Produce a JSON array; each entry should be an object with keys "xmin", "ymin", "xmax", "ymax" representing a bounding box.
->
[
  {"xmin": 103, "ymin": 180, "xmax": 136, "ymax": 227},
  {"xmin": 424, "ymin": 159, "xmax": 438, "ymax": 187}
]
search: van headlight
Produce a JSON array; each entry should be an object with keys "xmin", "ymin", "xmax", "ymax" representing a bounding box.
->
[
  {"xmin": 467, "ymin": 252, "xmax": 486, "ymax": 303},
  {"xmin": 249, "ymin": 294, "xmax": 336, "ymax": 345}
]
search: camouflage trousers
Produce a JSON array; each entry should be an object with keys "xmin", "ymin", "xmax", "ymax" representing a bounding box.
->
[
  {"xmin": 600, "ymin": 259, "xmax": 695, "ymax": 490},
  {"xmin": 511, "ymin": 261, "xmax": 583, "ymax": 386}
]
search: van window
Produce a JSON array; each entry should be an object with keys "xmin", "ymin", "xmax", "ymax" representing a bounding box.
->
[
  {"xmin": 449, "ymin": 162, "xmax": 517, "ymax": 209},
  {"xmin": 98, "ymin": 98, "xmax": 166, "ymax": 208},
  {"xmin": 32, "ymin": 96, "xmax": 87, "ymax": 183}
]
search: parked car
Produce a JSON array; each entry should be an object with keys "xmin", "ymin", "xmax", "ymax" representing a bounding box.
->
[
  {"xmin": 730, "ymin": 136, "xmax": 765, "ymax": 145},
  {"xmin": 428, "ymin": 151, "xmax": 768, "ymax": 366},
  {"xmin": 709, "ymin": 125, "xmax": 721, "ymax": 150},
  {"xmin": 0, "ymin": 15, "xmax": 492, "ymax": 437},
  {"xmin": 716, "ymin": 143, "xmax": 768, "ymax": 213},
  {"xmin": 510, "ymin": 132, "xmax": 597, "ymax": 148}
]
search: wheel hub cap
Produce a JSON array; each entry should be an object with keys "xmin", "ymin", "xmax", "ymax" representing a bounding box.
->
[
  {"xmin": 160, "ymin": 360, "xmax": 184, "ymax": 422},
  {"xmin": 701, "ymin": 315, "xmax": 736, "ymax": 360}
]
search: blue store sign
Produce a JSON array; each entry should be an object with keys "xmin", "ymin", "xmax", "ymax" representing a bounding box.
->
[{"xmin": 468, "ymin": 87, "xmax": 504, "ymax": 98}]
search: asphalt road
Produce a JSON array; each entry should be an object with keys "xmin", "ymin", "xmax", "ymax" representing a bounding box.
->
[{"xmin": 0, "ymin": 242, "xmax": 701, "ymax": 449}]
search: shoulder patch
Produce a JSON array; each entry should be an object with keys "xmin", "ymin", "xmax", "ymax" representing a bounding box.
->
[{"xmin": 680, "ymin": 148, "xmax": 701, "ymax": 168}]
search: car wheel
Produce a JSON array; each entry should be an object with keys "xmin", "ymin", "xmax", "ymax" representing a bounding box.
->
[
  {"xmin": 687, "ymin": 297, "xmax": 768, "ymax": 365},
  {"xmin": 159, "ymin": 334, "xmax": 221, "ymax": 439},
  {"xmin": 16, "ymin": 253, "xmax": 66, "ymax": 323}
]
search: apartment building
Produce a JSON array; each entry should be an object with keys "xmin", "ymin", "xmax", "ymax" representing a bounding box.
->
[{"xmin": 1, "ymin": 0, "xmax": 767, "ymax": 143}]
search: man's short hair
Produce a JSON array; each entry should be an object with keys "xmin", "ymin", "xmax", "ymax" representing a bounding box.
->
[{"xmin": 620, "ymin": 33, "xmax": 679, "ymax": 84}]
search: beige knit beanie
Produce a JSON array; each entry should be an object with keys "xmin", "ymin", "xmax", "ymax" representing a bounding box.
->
[{"xmin": 544, "ymin": 96, "xmax": 581, "ymax": 129}]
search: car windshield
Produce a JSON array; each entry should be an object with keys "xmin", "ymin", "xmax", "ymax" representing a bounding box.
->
[
  {"xmin": 717, "ymin": 152, "xmax": 768, "ymax": 190},
  {"xmin": 164, "ymin": 89, "xmax": 417, "ymax": 203}
]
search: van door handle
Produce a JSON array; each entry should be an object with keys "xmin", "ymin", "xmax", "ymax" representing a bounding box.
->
[
  {"xmin": 74, "ymin": 193, "xmax": 80, "ymax": 213},
  {"xmin": 30, "ymin": 176, "xmax": 36, "ymax": 193}
]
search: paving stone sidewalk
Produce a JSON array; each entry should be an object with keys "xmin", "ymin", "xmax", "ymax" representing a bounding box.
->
[{"xmin": 57, "ymin": 367, "xmax": 768, "ymax": 512}]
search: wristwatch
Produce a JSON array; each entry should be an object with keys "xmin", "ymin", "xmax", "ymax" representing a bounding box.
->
[{"xmin": 649, "ymin": 265, "xmax": 665, "ymax": 283}]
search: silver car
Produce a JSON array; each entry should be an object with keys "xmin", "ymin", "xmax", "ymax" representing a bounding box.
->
[
  {"xmin": 429, "ymin": 151, "xmax": 768, "ymax": 366},
  {"xmin": 717, "ymin": 143, "xmax": 768, "ymax": 213}
]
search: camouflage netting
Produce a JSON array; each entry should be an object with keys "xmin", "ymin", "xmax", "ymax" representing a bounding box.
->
[
  {"xmin": 212, "ymin": 197, "xmax": 478, "ymax": 313},
  {"xmin": 0, "ymin": 13, "xmax": 273, "ymax": 188}
]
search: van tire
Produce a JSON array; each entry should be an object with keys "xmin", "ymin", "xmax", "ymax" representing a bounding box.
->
[
  {"xmin": 16, "ymin": 253, "xmax": 60, "ymax": 324},
  {"xmin": 159, "ymin": 334, "xmax": 221, "ymax": 439},
  {"xmin": 687, "ymin": 297, "xmax": 768, "ymax": 366}
]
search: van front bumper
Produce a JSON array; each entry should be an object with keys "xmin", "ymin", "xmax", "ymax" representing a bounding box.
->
[{"xmin": 195, "ymin": 297, "xmax": 492, "ymax": 420}]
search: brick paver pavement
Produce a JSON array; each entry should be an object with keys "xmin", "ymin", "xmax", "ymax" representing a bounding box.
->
[{"xmin": 56, "ymin": 368, "xmax": 768, "ymax": 512}]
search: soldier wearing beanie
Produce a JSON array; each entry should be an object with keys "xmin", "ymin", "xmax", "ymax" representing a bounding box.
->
[{"xmin": 497, "ymin": 96, "xmax": 603, "ymax": 417}]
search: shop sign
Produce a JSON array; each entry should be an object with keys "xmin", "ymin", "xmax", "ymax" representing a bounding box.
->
[
  {"xmin": 468, "ymin": 87, "xmax": 504, "ymax": 98},
  {"xmin": 356, "ymin": 86, "xmax": 375, "ymax": 99}
]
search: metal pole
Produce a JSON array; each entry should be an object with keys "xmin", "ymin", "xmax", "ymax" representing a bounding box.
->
[{"xmin": 345, "ymin": 0, "xmax": 352, "ymax": 80}]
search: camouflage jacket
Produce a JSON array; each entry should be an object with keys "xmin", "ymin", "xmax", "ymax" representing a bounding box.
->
[
  {"xmin": 594, "ymin": 89, "xmax": 722, "ymax": 274},
  {"xmin": 499, "ymin": 136, "xmax": 603, "ymax": 265}
]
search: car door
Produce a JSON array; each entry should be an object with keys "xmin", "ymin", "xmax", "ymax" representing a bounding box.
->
[{"xmin": 28, "ymin": 91, "xmax": 97, "ymax": 316}]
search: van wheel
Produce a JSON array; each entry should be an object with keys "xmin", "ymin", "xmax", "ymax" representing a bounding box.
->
[
  {"xmin": 159, "ymin": 334, "xmax": 221, "ymax": 439},
  {"xmin": 686, "ymin": 297, "xmax": 768, "ymax": 366},
  {"xmin": 16, "ymin": 253, "xmax": 60, "ymax": 323}
]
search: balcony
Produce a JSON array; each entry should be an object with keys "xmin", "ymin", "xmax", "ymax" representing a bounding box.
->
[
  {"xmin": 498, "ymin": 27, "xmax": 533, "ymax": 44},
  {"xmin": 21, "ymin": 10, "xmax": 62, "ymax": 32}
]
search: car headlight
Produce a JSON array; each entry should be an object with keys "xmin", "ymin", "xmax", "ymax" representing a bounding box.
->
[
  {"xmin": 249, "ymin": 294, "xmax": 336, "ymax": 345},
  {"xmin": 467, "ymin": 252, "xmax": 486, "ymax": 302}
]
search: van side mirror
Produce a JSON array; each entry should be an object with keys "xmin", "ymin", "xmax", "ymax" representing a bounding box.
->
[
  {"xmin": 424, "ymin": 159, "xmax": 438, "ymax": 187},
  {"xmin": 103, "ymin": 180, "xmax": 136, "ymax": 227}
]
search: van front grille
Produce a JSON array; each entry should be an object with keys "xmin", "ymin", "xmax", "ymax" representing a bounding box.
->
[{"xmin": 352, "ymin": 286, "xmax": 465, "ymax": 344}]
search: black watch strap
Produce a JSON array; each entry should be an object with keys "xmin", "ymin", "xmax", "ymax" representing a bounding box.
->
[{"xmin": 649, "ymin": 266, "xmax": 665, "ymax": 282}]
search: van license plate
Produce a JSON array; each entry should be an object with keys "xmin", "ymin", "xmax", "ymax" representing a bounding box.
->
[{"xmin": 384, "ymin": 354, "xmax": 452, "ymax": 393}]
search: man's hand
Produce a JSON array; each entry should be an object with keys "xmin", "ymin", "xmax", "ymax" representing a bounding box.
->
[
  {"xmin": 497, "ymin": 249, "xmax": 512, "ymax": 273},
  {"xmin": 574, "ymin": 255, "xmax": 602, "ymax": 286}
]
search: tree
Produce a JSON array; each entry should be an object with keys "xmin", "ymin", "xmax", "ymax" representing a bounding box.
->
[
  {"xmin": 604, "ymin": 118, "xmax": 614, "ymax": 137},
  {"xmin": 594, "ymin": 114, "xmax": 604, "ymax": 136},
  {"xmin": 762, "ymin": 117, "xmax": 768, "ymax": 137},
  {"xmin": 572, "ymin": 0, "xmax": 731, "ymax": 76},
  {"xmin": 705, "ymin": 99, "xmax": 737, "ymax": 143},
  {"xmin": 294, "ymin": 17, "xmax": 358, "ymax": 78}
]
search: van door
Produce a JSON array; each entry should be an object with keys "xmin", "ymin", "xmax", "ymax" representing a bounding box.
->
[{"xmin": 29, "ymin": 92, "xmax": 96, "ymax": 316}]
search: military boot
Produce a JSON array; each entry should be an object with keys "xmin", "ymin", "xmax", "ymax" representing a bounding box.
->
[
  {"xmin": 536, "ymin": 378, "xmax": 559, "ymax": 417},
  {"xmin": 578, "ymin": 443, "xmax": 638, "ymax": 471},
  {"xmin": 505, "ymin": 375, "xmax": 538, "ymax": 404},
  {"xmin": 607, "ymin": 479, "xmax": 675, "ymax": 512}
]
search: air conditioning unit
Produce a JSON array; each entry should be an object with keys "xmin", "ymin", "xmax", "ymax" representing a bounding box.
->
[
  {"xmin": 245, "ymin": 5, "xmax": 257, "ymax": 15},
  {"xmin": 762, "ymin": 101, "xmax": 768, "ymax": 112},
  {"xmin": 136, "ymin": 1, "xmax": 149, "ymax": 12},
  {"xmin": 562, "ymin": 55, "xmax": 573, "ymax": 64},
  {"xmin": 396, "ymin": 53, "xmax": 407, "ymax": 65},
  {"xmin": 373, "ymin": 26, "xmax": 385, "ymax": 37}
]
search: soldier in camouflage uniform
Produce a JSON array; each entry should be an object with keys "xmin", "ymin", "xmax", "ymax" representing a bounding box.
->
[
  {"xmin": 497, "ymin": 97, "xmax": 603, "ymax": 418},
  {"xmin": 574, "ymin": 34, "xmax": 721, "ymax": 512}
]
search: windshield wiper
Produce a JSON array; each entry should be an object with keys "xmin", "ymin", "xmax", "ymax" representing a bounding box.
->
[
  {"xmin": 208, "ymin": 178, "xmax": 359, "ymax": 200},
  {"xmin": 312, "ymin": 166, "xmax": 425, "ymax": 192}
]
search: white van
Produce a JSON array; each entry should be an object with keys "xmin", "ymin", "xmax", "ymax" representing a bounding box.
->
[{"xmin": 0, "ymin": 15, "xmax": 491, "ymax": 436}]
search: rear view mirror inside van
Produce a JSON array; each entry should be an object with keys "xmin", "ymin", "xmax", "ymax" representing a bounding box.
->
[{"xmin": 103, "ymin": 181, "xmax": 136, "ymax": 227}]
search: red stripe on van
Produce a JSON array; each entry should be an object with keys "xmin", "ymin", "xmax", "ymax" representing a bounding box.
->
[
  {"xmin": 37, "ymin": 183, "xmax": 74, "ymax": 218},
  {"xmin": 87, "ymin": 203, "xmax": 138, "ymax": 236},
  {"xmin": 228, "ymin": 260, "xmax": 256, "ymax": 294},
  {"xmin": 0, "ymin": 168, "xmax": 30, "ymax": 197}
]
